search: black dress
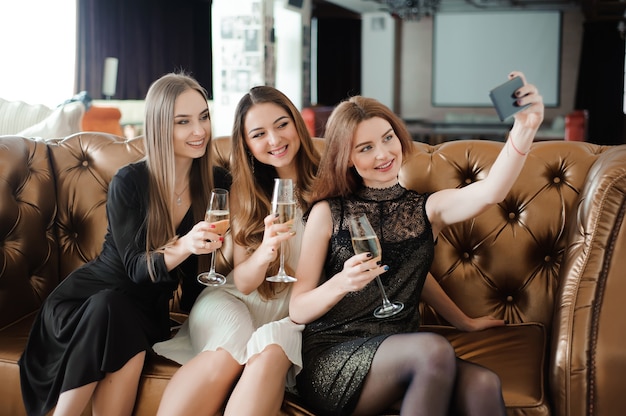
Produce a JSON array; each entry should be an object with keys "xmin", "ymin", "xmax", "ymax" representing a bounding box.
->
[
  {"xmin": 18, "ymin": 161, "xmax": 230, "ymax": 416},
  {"xmin": 296, "ymin": 184, "xmax": 435, "ymax": 416}
]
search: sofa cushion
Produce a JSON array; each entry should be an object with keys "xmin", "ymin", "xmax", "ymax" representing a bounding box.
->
[
  {"xmin": 17, "ymin": 101, "xmax": 85, "ymax": 139},
  {"xmin": 423, "ymin": 323, "xmax": 548, "ymax": 414},
  {"xmin": 0, "ymin": 98, "xmax": 53, "ymax": 135}
]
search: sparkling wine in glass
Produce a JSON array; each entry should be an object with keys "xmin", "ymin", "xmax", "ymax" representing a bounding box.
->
[
  {"xmin": 349, "ymin": 213, "xmax": 404, "ymax": 318},
  {"xmin": 197, "ymin": 188, "xmax": 230, "ymax": 286},
  {"xmin": 266, "ymin": 178, "xmax": 297, "ymax": 283}
]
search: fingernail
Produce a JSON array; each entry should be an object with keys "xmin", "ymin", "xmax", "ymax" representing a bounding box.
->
[
  {"xmin": 210, "ymin": 224, "xmax": 215, "ymax": 228},
  {"xmin": 366, "ymin": 253, "xmax": 372, "ymax": 258},
  {"xmin": 383, "ymin": 265, "xmax": 389, "ymax": 271},
  {"xmin": 219, "ymin": 236, "xmax": 224, "ymax": 242},
  {"xmin": 376, "ymin": 261, "xmax": 382, "ymax": 265},
  {"xmin": 274, "ymin": 213, "xmax": 279, "ymax": 218},
  {"xmin": 504, "ymin": 320, "xmax": 509, "ymax": 325}
]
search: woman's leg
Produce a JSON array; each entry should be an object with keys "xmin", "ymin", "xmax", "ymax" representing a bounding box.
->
[
  {"xmin": 54, "ymin": 382, "xmax": 97, "ymax": 416},
  {"xmin": 157, "ymin": 349, "xmax": 243, "ymax": 416},
  {"xmin": 224, "ymin": 344, "xmax": 291, "ymax": 416},
  {"xmin": 91, "ymin": 351, "xmax": 146, "ymax": 416},
  {"xmin": 451, "ymin": 358, "xmax": 506, "ymax": 416},
  {"xmin": 352, "ymin": 332, "xmax": 457, "ymax": 416},
  {"xmin": 53, "ymin": 350, "xmax": 146, "ymax": 416}
]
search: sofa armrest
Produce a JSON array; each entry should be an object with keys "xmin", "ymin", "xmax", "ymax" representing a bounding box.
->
[{"xmin": 550, "ymin": 145, "xmax": 626, "ymax": 416}]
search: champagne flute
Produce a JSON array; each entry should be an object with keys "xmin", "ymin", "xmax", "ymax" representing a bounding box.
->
[
  {"xmin": 197, "ymin": 188, "xmax": 230, "ymax": 286},
  {"xmin": 266, "ymin": 178, "xmax": 297, "ymax": 283},
  {"xmin": 348, "ymin": 213, "xmax": 404, "ymax": 318}
]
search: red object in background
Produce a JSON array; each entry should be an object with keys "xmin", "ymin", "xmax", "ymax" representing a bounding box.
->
[
  {"xmin": 565, "ymin": 110, "xmax": 588, "ymax": 141},
  {"xmin": 301, "ymin": 106, "xmax": 334, "ymax": 138},
  {"xmin": 82, "ymin": 106, "xmax": 123, "ymax": 136}
]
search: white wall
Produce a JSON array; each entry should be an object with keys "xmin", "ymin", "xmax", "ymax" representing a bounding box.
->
[
  {"xmin": 274, "ymin": 3, "xmax": 304, "ymax": 109},
  {"xmin": 361, "ymin": 12, "xmax": 396, "ymax": 110}
]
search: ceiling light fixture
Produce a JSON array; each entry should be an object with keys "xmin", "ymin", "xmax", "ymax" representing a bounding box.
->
[{"xmin": 378, "ymin": 0, "xmax": 442, "ymax": 21}]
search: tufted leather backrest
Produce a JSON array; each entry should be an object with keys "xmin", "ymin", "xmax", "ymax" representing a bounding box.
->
[
  {"xmin": 400, "ymin": 140, "xmax": 608, "ymax": 330},
  {"xmin": 0, "ymin": 136, "xmax": 59, "ymax": 328},
  {"xmin": 0, "ymin": 133, "xmax": 620, "ymax": 333}
]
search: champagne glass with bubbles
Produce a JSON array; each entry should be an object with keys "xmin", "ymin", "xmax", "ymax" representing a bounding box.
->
[
  {"xmin": 197, "ymin": 188, "xmax": 230, "ymax": 286},
  {"xmin": 266, "ymin": 178, "xmax": 297, "ymax": 283},
  {"xmin": 349, "ymin": 213, "xmax": 404, "ymax": 318}
]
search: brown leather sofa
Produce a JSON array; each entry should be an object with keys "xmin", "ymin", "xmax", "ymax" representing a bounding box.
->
[{"xmin": 1, "ymin": 132, "xmax": 625, "ymax": 416}]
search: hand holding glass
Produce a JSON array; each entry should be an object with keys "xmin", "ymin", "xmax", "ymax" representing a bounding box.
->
[
  {"xmin": 266, "ymin": 178, "xmax": 297, "ymax": 283},
  {"xmin": 349, "ymin": 213, "xmax": 404, "ymax": 318},
  {"xmin": 197, "ymin": 188, "xmax": 230, "ymax": 286}
]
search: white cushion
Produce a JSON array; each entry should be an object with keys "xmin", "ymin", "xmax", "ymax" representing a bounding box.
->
[
  {"xmin": 0, "ymin": 98, "xmax": 53, "ymax": 135},
  {"xmin": 17, "ymin": 101, "xmax": 85, "ymax": 139}
]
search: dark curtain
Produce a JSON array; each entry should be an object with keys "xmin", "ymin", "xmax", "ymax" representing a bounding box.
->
[
  {"xmin": 75, "ymin": 0, "xmax": 213, "ymax": 100},
  {"xmin": 575, "ymin": 20, "xmax": 625, "ymax": 145},
  {"xmin": 315, "ymin": 17, "xmax": 361, "ymax": 107}
]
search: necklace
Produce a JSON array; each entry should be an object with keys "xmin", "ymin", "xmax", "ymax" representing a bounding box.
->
[{"xmin": 174, "ymin": 183, "xmax": 189, "ymax": 206}]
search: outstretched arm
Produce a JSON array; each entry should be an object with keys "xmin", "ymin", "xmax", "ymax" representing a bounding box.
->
[{"xmin": 426, "ymin": 71, "xmax": 544, "ymax": 237}]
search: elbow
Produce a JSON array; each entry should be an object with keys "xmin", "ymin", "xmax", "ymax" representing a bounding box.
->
[
  {"xmin": 234, "ymin": 281, "xmax": 255, "ymax": 295},
  {"xmin": 289, "ymin": 300, "xmax": 306, "ymax": 325},
  {"xmin": 487, "ymin": 192, "xmax": 508, "ymax": 205}
]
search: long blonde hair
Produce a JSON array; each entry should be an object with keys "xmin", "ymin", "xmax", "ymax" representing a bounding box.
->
[
  {"xmin": 310, "ymin": 95, "xmax": 413, "ymax": 203},
  {"xmin": 143, "ymin": 72, "xmax": 214, "ymax": 280},
  {"xmin": 230, "ymin": 86, "xmax": 320, "ymax": 299}
]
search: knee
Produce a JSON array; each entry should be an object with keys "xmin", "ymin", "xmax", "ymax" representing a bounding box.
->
[
  {"xmin": 471, "ymin": 368, "xmax": 503, "ymax": 397},
  {"xmin": 87, "ymin": 290, "xmax": 130, "ymax": 319},
  {"xmin": 252, "ymin": 344, "xmax": 289, "ymax": 368},
  {"xmin": 422, "ymin": 333, "xmax": 456, "ymax": 375}
]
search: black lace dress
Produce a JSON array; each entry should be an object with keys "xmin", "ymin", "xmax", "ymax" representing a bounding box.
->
[{"xmin": 296, "ymin": 184, "xmax": 435, "ymax": 415}]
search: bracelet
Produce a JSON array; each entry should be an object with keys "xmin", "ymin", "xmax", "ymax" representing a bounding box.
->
[{"xmin": 509, "ymin": 138, "xmax": 528, "ymax": 156}]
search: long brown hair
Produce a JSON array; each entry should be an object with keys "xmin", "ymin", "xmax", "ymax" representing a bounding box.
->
[
  {"xmin": 143, "ymin": 72, "xmax": 214, "ymax": 280},
  {"xmin": 310, "ymin": 95, "xmax": 413, "ymax": 203},
  {"xmin": 230, "ymin": 86, "xmax": 320, "ymax": 299}
]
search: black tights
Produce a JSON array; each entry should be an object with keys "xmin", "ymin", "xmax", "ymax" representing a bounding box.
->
[{"xmin": 352, "ymin": 333, "xmax": 505, "ymax": 416}]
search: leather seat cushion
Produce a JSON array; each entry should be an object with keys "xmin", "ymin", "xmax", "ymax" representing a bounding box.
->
[{"xmin": 423, "ymin": 323, "xmax": 547, "ymax": 410}]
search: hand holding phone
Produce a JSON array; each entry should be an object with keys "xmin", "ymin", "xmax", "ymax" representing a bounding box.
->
[{"xmin": 489, "ymin": 76, "xmax": 530, "ymax": 121}]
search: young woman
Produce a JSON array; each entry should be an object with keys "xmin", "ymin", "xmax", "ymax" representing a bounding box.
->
[
  {"xmin": 18, "ymin": 72, "xmax": 230, "ymax": 416},
  {"xmin": 154, "ymin": 86, "xmax": 320, "ymax": 415},
  {"xmin": 290, "ymin": 71, "xmax": 544, "ymax": 416}
]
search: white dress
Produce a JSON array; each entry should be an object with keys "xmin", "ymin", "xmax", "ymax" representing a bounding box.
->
[{"xmin": 152, "ymin": 212, "xmax": 304, "ymax": 387}]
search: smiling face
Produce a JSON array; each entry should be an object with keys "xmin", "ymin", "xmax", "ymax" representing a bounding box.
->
[
  {"xmin": 350, "ymin": 116, "xmax": 403, "ymax": 189},
  {"xmin": 172, "ymin": 88, "xmax": 211, "ymax": 162},
  {"xmin": 243, "ymin": 102, "xmax": 301, "ymax": 178}
]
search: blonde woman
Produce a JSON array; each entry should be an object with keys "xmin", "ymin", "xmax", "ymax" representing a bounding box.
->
[
  {"xmin": 19, "ymin": 72, "xmax": 229, "ymax": 416},
  {"xmin": 154, "ymin": 86, "xmax": 320, "ymax": 415}
]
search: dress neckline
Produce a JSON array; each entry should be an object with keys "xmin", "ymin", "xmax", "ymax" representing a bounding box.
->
[{"xmin": 356, "ymin": 183, "xmax": 405, "ymax": 202}]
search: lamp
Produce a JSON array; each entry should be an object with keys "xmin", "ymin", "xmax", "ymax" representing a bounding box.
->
[
  {"xmin": 378, "ymin": 0, "xmax": 441, "ymax": 21},
  {"xmin": 102, "ymin": 57, "xmax": 118, "ymax": 99}
]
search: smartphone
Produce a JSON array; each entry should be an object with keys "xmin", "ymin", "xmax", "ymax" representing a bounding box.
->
[{"xmin": 489, "ymin": 76, "xmax": 530, "ymax": 121}]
